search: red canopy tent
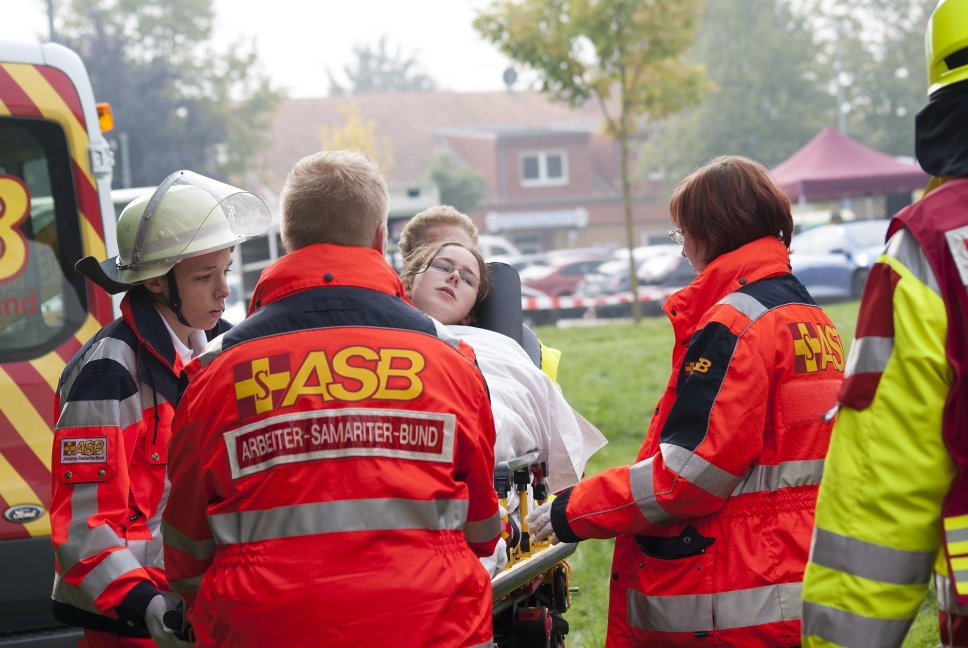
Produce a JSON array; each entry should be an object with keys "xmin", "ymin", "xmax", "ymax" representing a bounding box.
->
[{"xmin": 771, "ymin": 126, "xmax": 930, "ymax": 203}]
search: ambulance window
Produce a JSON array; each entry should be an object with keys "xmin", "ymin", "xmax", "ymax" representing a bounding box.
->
[{"xmin": 0, "ymin": 117, "xmax": 87, "ymax": 363}]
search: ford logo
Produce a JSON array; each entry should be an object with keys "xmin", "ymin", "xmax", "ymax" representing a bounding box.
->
[{"xmin": 3, "ymin": 504, "xmax": 45, "ymax": 524}]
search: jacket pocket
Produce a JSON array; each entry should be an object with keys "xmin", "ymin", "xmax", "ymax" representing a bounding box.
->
[{"xmin": 635, "ymin": 524, "xmax": 714, "ymax": 560}]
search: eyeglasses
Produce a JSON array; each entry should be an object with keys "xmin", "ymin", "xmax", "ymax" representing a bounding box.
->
[
  {"xmin": 669, "ymin": 228, "xmax": 684, "ymax": 245},
  {"xmin": 430, "ymin": 260, "xmax": 480, "ymax": 290}
]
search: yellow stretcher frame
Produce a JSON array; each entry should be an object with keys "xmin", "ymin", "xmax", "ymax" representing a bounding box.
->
[{"xmin": 491, "ymin": 450, "xmax": 575, "ymax": 646}]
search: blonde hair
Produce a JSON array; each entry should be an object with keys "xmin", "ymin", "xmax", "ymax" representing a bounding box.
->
[
  {"xmin": 402, "ymin": 241, "xmax": 491, "ymax": 323},
  {"xmin": 280, "ymin": 150, "xmax": 389, "ymax": 251},
  {"xmin": 398, "ymin": 205, "xmax": 479, "ymax": 260}
]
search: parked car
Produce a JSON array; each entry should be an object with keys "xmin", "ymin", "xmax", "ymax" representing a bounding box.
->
[
  {"xmin": 519, "ymin": 255, "xmax": 611, "ymax": 297},
  {"xmin": 577, "ymin": 246, "xmax": 696, "ymax": 296},
  {"xmin": 789, "ymin": 220, "xmax": 890, "ymax": 300},
  {"xmin": 637, "ymin": 247, "xmax": 697, "ymax": 287},
  {"xmin": 479, "ymin": 235, "xmax": 520, "ymax": 259},
  {"xmin": 576, "ymin": 259, "xmax": 633, "ymax": 297}
]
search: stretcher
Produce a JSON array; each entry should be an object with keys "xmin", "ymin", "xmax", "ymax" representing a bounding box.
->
[
  {"xmin": 477, "ymin": 263, "xmax": 578, "ymax": 648},
  {"xmin": 491, "ymin": 450, "xmax": 576, "ymax": 648}
]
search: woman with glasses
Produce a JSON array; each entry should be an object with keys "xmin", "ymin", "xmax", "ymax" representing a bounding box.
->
[
  {"xmin": 527, "ymin": 155, "xmax": 843, "ymax": 647},
  {"xmin": 402, "ymin": 240, "xmax": 607, "ymax": 573}
]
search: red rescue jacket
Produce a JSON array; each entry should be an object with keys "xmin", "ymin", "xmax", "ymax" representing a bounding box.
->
[
  {"xmin": 50, "ymin": 289, "xmax": 229, "ymax": 636},
  {"xmin": 162, "ymin": 244, "xmax": 500, "ymax": 648},
  {"xmin": 549, "ymin": 237, "xmax": 841, "ymax": 647}
]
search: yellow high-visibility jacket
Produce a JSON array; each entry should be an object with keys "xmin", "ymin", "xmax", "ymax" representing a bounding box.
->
[{"xmin": 802, "ymin": 225, "xmax": 957, "ymax": 648}]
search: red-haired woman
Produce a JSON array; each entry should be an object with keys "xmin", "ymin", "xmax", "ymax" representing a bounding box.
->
[{"xmin": 529, "ymin": 156, "xmax": 844, "ymax": 647}]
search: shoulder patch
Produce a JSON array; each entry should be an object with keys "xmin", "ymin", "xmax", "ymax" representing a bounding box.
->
[{"xmin": 60, "ymin": 437, "xmax": 107, "ymax": 463}]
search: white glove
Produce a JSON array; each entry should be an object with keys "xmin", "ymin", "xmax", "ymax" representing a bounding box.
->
[
  {"xmin": 480, "ymin": 537, "xmax": 509, "ymax": 577},
  {"xmin": 525, "ymin": 501, "xmax": 555, "ymax": 542},
  {"xmin": 145, "ymin": 595, "xmax": 194, "ymax": 648}
]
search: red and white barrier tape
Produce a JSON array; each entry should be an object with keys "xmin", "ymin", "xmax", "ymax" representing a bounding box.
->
[{"xmin": 522, "ymin": 287, "xmax": 679, "ymax": 311}]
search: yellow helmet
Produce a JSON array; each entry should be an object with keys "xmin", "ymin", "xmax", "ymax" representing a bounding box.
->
[
  {"xmin": 927, "ymin": 0, "xmax": 968, "ymax": 94},
  {"xmin": 77, "ymin": 170, "xmax": 271, "ymax": 294}
]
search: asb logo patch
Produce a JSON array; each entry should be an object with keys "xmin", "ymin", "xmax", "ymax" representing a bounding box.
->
[
  {"xmin": 685, "ymin": 358, "xmax": 712, "ymax": 375},
  {"xmin": 232, "ymin": 347, "xmax": 427, "ymax": 419},
  {"xmin": 234, "ymin": 354, "xmax": 292, "ymax": 419},
  {"xmin": 788, "ymin": 322, "xmax": 846, "ymax": 374},
  {"xmin": 60, "ymin": 437, "xmax": 107, "ymax": 463}
]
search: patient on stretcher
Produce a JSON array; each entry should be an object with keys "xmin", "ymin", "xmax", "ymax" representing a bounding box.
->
[{"xmin": 401, "ymin": 241, "xmax": 606, "ymax": 495}]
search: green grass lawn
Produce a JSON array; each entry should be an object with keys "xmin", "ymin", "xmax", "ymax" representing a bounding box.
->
[{"xmin": 533, "ymin": 300, "xmax": 939, "ymax": 648}]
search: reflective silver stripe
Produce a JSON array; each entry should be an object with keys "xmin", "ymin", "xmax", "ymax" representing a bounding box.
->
[
  {"xmin": 731, "ymin": 459, "xmax": 825, "ymax": 496},
  {"xmin": 844, "ymin": 336, "xmax": 894, "ymax": 377},
  {"xmin": 464, "ymin": 511, "xmax": 501, "ymax": 544},
  {"xmin": 468, "ymin": 641, "xmax": 494, "ymax": 648},
  {"xmin": 629, "ymin": 458, "xmax": 679, "ymax": 525},
  {"xmin": 628, "ymin": 582, "xmax": 802, "ymax": 632},
  {"xmin": 208, "ymin": 498, "xmax": 470, "ymax": 545},
  {"xmin": 127, "ymin": 539, "xmax": 163, "ymax": 569},
  {"xmin": 51, "ymin": 572, "xmax": 100, "ymax": 614},
  {"xmin": 147, "ymin": 473, "xmax": 171, "ymax": 542},
  {"xmin": 86, "ymin": 337, "xmax": 137, "ymax": 371},
  {"xmin": 78, "ymin": 548, "xmax": 144, "ymax": 602},
  {"xmin": 802, "ymin": 601, "xmax": 912, "ymax": 648},
  {"xmin": 198, "ymin": 334, "xmax": 224, "ymax": 368},
  {"xmin": 810, "ymin": 527, "xmax": 934, "ymax": 585},
  {"xmin": 718, "ymin": 292, "xmax": 768, "ymax": 322},
  {"xmin": 139, "ymin": 381, "xmax": 169, "ymax": 408},
  {"xmin": 55, "ymin": 394, "xmax": 143, "ymax": 431},
  {"xmin": 660, "ymin": 443, "xmax": 741, "ymax": 499},
  {"xmin": 57, "ymin": 524, "xmax": 125, "ymax": 573},
  {"xmin": 57, "ymin": 483, "xmax": 125, "ymax": 573},
  {"xmin": 954, "ymin": 569, "xmax": 968, "ymax": 588},
  {"xmin": 58, "ymin": 338, "xmax": 136, "ymax": 412},
  {"xmin": 936, "ymin": 573, "xmax": 968, "ymax": 615},
  {"xmin": 169, "ymin": 574, "xmax": 204, "ymax": 594},
  {"xmin": 947, "ymin": 527, "xmax": 968, "ymax": 545},
  {"xmin": 161, "ymin": 520, "xmax": 216, "ymax": 561},
  {"xmin": 717, "ymin": 581, "xmax": 802, "ymax": 630},
  {"xmin": 886, "ymin": 227, "xmax": 941, "ymax": 296}
]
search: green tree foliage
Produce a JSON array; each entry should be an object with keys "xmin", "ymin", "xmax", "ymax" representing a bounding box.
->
[
  {"xmin": 328, "ymin": 36, "xmax": 437, "ymax": 95},
  {"xmin": 818, "ymin": 0, "xmax": 935, "ymax": 157},
  {"xmin": 475, "ymin": 0, "xmax": 707, "ymax": 322},
  {"xmin": 57, "ymin": 0, "xmax": 279, "ymax": 188},
  {"xmin": 642, "ymin": 0, "xmax": 829, "ymax": 182},
  {"xmin": 644, "ymin": 0, "xmax": 934, "ymax": 185},
  {"xmin": 423, "ymin": 153, "xmax": 487, "ymax": 215}
]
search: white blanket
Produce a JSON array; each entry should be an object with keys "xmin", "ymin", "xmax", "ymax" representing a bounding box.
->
[{"xmin": 448, "ymin": 326, "xmax": 607, "ymax": 493}]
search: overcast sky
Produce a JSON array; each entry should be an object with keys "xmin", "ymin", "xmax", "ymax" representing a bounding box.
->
[{"xmin": 0, "ymin": 0, "xmax": 520, "ymax": 97}]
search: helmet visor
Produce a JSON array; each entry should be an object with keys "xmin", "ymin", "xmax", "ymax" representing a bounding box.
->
[{"xmin": 124, "ymin": 170, "xmax": 271, "ymax": 269}]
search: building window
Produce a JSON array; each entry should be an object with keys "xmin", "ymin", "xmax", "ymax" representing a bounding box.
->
[{"xmin": 520, "ymin": 151, "xmax": 568, "ymax": 187}]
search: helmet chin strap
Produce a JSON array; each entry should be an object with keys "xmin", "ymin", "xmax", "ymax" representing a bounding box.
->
[{"xmin": 164, "ymin": 267, "xmax": 193, "ymax": 328}]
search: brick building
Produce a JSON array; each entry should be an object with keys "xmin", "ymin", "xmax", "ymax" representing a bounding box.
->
[{"xmin": 266, "ymin": 90, "xmax": 672, "ymax": 253}]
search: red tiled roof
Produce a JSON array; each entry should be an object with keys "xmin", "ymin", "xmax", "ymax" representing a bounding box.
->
[{"xmin": 265, "ymin": 90, "xmax": 606, "ymax": 191}]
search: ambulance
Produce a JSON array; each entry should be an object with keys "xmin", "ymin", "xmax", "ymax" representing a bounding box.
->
[{"xmin": 0, "ymin": 40, "xmax": 116, "ymax": 645}]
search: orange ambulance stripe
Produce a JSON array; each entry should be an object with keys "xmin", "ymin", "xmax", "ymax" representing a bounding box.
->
[
  {"xmin": 33, "ymin": 65, "xmax": 86, "ymax": 128},
  {"xmin": 4, "ymin": 362, "xmax": 55, "ymax": 428},
  {"xmin": 0, "ymin": 65, "xmax": 42, "ymax": 118},
  {"xmin": 72, "ymin": 158, "xmax": 104, "ymax": 239},
  {"xmin": 0, "ymin": 410, "xmax": 51, "ymax": 507}
]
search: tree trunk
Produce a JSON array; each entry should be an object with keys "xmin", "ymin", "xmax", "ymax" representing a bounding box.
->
[{"xmin": 620, "ymin": 111, "xmax": 641, "ymax": 323}]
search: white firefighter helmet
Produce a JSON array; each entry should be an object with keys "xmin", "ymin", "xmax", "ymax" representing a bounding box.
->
[{"xmin": 77, "ymin": 170, "xmax": 271, "ymax": 294}]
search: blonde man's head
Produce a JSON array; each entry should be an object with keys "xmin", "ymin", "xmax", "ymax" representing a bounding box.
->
[
  {"xmin": 280, "ymin": 150, "xmax": 389, "ymax": 252},
  {"xmin": 398, "ymin": 205, "xmax": 479, "ymax": 261}
]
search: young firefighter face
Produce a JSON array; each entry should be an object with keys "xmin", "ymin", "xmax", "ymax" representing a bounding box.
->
[
  {"xmin": 145, "ymin": 247, "xmax": 233, "ymax": 332},
  {"xmin": 408, "ymin": 245, "xmax": 482, "ymax": 325}
]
